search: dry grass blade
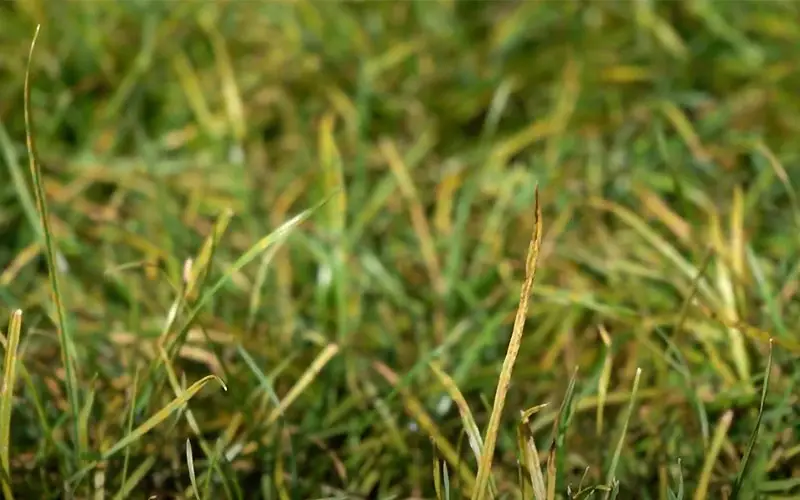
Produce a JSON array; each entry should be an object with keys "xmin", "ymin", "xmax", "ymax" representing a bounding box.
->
[
  {"xmin": 0, "ymin": 310, "xmax": 22, "ymax": 500},
  {"xmin": 518, "ymin": 403, "xmax": 549, "ymax": 500},
  {"xmin": 24, "ymin": 23, "xmax": 81, "ymax": 446},
  {"xmin": 471, "ymin": 186, "xmax": 543, "ymax": 500}
]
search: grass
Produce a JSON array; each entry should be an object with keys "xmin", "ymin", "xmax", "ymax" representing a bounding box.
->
[{"xmin": 0, "ymin": 1, "xmax": 799, "ymax": 498}]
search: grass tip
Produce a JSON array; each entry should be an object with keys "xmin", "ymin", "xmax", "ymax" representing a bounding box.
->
[{"xmin": 182, "ymin": 258, "xmax": 193, "ymax": 284}]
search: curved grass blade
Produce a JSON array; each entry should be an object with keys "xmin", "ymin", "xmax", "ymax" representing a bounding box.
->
[
  {"xmin": 179, "ymin": 192, "xmax": 337, "ymax": 340},
  {"xmin": 24, "ymin": 24, "xmax": 81, "ymax": 450},
  {"xmin": 518, "ymin": 403, "xmax": 549, "ymax": 500},
  {"xmin": 731, "ymin": 339, "xmax": 773, "ymax": 499},
  {"xmin": 429, "ymin": 361, "xmax": 497, "ymax": 497}
]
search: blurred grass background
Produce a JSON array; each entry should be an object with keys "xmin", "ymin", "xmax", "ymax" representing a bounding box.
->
[{"xmin": 1, "ymin": 1, "xmax": 800, "ymax": 498}]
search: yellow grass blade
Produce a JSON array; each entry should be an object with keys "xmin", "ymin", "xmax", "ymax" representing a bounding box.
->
[
  {"xmin": 472, "ymin": 186, "xmax": 543, "ymax": 500},
  {"xmin": 596, "ymin": 325, "xmax": 613, "ymax": 437},
  {"xmin": 694, "ymin": 409, "xmax": 734, "ymax": 500},
  {"xmin": 265, "ymin": 343, "xmax": 340, "ymax": 426},
  {"xmin": 0, "ymin": 310, "xmax": 22, "ymax": 500}
]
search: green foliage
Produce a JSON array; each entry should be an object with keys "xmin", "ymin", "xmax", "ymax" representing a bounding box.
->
[{"xmin": 0, "ymin": 1, "xmax": 798, "ymax": 498}]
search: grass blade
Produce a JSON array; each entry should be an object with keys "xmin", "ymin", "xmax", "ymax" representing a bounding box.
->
[
  {"xmin": 180, "ymin": 193, "xmax": 336, "ymax": 339},
  {"xmin": 518, "ymin": 403, "xmax": 549, "ymax": 500},
  {"xmin": 471, "ymin": 186, "xmax": 543, "ymax": 500},
  {"xmin": 547, "ymin": 367, "xmax": 579, "ymax": 500},
  {"xmin": 596, "ymin": 326, "xmax": 612, "ymax": 438},
  {"xmin": 731, "ymin": 339, "xmax": 773, "ymax": 499},
  {"xmin": 604, "ymin": 367, "xmax": 642, "ymax": 497},
  {"xmin": 69, "ymin": 374, "xmax": 226, "ymax": 486},
  {"xmin": 24, "ymin": 24, "xmax": 82, "ymax": 451},
  {"xmin": 694, "ymin": 409, "xmax": 734, "ymax": 500},
  {"xmin": 429, "ymin": 361, "xmax": 497, "ymax": 496},
  {"xmin": 265, "ymin": 343, "xmax": 340, "ymax": 427},
  {"xmin": 0, "ymin": 310, "xmax": 22, "ymax": 500},
  {"xmin": 111, "ymin": 456, "xmax": 156, "ymax": 500},
  {"xmin": 373, "ymin": 361, "xmax": 476, "ymax": 492},
  {"xmin": 187, "ymin": 439, "xmax": 201, "ymax": 500}
]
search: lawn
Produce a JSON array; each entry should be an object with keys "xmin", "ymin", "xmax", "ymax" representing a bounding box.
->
[{"xmin": 1, "ymin": 1, "xmax": 799, "ymax": 499}]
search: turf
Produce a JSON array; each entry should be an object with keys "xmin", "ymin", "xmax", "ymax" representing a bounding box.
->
[{"xmin": 1, "ymin": 1, "xmax": 799, "ymax": 499}]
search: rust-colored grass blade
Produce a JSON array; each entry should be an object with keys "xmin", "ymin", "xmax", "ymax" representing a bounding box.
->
[{"xmin": 471, "ymin": 186, "xmax": 543, "ymax": 500}]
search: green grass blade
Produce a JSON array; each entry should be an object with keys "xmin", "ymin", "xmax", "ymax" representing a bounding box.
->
[
  {"xmin": 180, "ymin": 193, "xmax": 336, "ymax": 338},
  {"xmin": 547, "ymin": 366, "xmax": 579, "ymax": 500},
  {"xmin": 731, "ymin": 339, "xmax": 773, "ymax": 499},
  {"xmin": 23, "ymin": 24, "xmax": 82, "ymax": 453},
  {"xmin": 117, "ymin": 367, "xmax": 140, "ymax": 499},
  {"xmin": 604, "ymin": 367, "xmax": 642, "ymax": 497},
  {"xmin": 187, "ymin": 439, "xmax": 201, "ymax": 500},
  {"xmin": 429, "ymin": 361, "xmax": 497, "ymax": 496},
  {"xmin": 111, "ymin": 456, "xmax": 156, "ymax": 500}
]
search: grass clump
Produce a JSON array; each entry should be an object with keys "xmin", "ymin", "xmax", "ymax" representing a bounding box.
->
[{"xmin": 1, "ymin": 2, "xmax": 799, "ymax": 498}]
